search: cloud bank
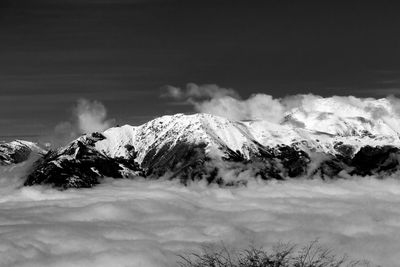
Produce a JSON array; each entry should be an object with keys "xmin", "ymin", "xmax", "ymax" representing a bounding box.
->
[
  {"xmin": 51, "ymin": 99, "xmax": 114, "ymax": 146},
  {"xmin": 0, "ymin": 166, "xmax": 398, "ymax": 267},
  {"xmin": 163, "ymin": 83, "xmax": 400, "ymax": 129}
]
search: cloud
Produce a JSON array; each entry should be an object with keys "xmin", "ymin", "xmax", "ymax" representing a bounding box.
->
[
  {"xmin": 162, "ymin": 83, "xmax": 400, "ymax": 134},
  {"xmin": 74, "ymin": 99, "xmax": 113, "ymax": 134},
  {"xmin": 162, "ymin": 83, "xmax": 283, "ymax": 122},
  {"xmin": 195, "ymin": 93, "xmax": 284, "ymax": 122},
  {"xmin": 162, "ymin": 83, "xmax": 240, "ymax": 101},
  {"xmin": 0, "ymin": 169, "xmax": 399, "ymax": 266},
  {"xmin": 50, "ymin": 99, "xmax": 114, "ymax": 147}
]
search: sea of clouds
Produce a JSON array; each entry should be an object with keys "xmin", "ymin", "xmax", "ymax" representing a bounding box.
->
[
  {"xmin": 3, "ymin": 84, "xmax": 400, "ymax": 266},
  {"xmin": 1, "ymin": 162, "xmax": 400, "ymax": 267}
]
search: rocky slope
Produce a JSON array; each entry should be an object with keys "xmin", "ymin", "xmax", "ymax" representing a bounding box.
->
[
  {"xmin": 0, "ymin": 140, "xmax": 45, "ymax": 166},
  {"xmin": 24, "ymin": 107, "xmax": 400, "ymax": 188}
]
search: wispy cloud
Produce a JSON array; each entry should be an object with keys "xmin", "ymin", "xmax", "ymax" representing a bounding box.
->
[
  {"xmin": 50, "ymin": 99, "xmax": 115, "ymax": 147},
  {"xmin": 161, "ymin": 83, "xmax": 240, "ymax": 101}
]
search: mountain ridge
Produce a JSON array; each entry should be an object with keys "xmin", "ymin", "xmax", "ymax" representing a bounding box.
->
[
  {"xmin": 18, "ymin": 111, "xmax": 400, "ymax": 188},
  {"xmin": 0, "ymin": 140, "xmax": 45, "ymax": 166}
]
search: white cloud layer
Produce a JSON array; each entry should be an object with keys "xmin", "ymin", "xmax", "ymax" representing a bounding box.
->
[{"xmin": 0, "ymin": 164, "xmax": 399, "ymax": 266}]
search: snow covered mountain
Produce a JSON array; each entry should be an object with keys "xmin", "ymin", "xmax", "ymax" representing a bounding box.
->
[
  {"xmin": 0, "ymin": 140, "xmax": 45, "ymax": 166},
  {"xmin": 24, "ymin": 108, "xmax": 400, "ymax": 188}
]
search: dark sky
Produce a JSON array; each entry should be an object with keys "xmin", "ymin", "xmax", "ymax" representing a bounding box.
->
[{"xmin": 1, "ymin": 0, "xmax": 400, "ymax": 140}]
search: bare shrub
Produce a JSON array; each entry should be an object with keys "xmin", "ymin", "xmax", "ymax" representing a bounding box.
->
[{"xmin": 178, "ymin": 240, "xmax": 374, "ymax": 267}]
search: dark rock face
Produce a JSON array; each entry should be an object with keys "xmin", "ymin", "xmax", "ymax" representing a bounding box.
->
[
  {"xmin": 350, "ymin": 146, "xmax": 400, "ymax": 176},
  {"xmin": 273, "ymin": 145, "xmax": 310, "ymax": 177},
  {"xmin": 244, "ymin": 144, "xmax": 310, "ymax": 180},
  {"xmin": 313, "ymin": 145, "xmax": 400, "ymax": 178},
  {"xmin": 182, "ymin": 144, "xmax": 311, "ymax": 183},
  {"xmin": 25, "ymin": 134, "xmax": 141, "ymax": 189},
  {"xmin": 142, "ymin": 142, "xmax": 208, "ymax": 181}
]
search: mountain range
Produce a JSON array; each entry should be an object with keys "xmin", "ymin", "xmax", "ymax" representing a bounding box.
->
[{"xmin": 3, "ymin": 99, "xmax": 400, "ymax": 188}]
